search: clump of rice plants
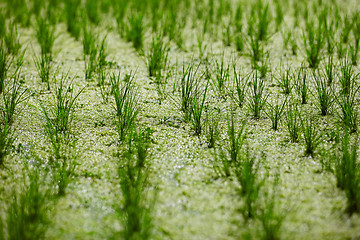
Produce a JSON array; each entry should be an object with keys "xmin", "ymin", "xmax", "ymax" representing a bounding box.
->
[
  {"xmin": 294, "ymin": 67, "xmax": 308, "ymax": 104},
  {"xmin": 82, "ymin": 23, "xmax": 98, "ymax": 80},
  {"xmin": 213, "ymin": 114, "xmax": 246, "ymax": 177},
  {"xmin": 4, "ymin": 20, "xmax": 21, "ymax": 55},
  {"xmin": 335, "ymin": 83, "xmax": 359, "ymax": 133},
  {"xmin": 178, "ymin": 63, "xmax": 199, "ymax": 122},
  {"xmin": 248, "ymin": 72, "xmax": 268, "ymax": 119},
  {"xmin": 339, "ymin": 58, "xmax": 357, "ymax": 96},
  {"xmin": 126, "ymin": 13, "xmax": 144, "ymax": 51},
  {"xmin": 286, "ymin": 103, "xmax": 300, "ymax": 143},
  {"xmin": 86, "ymin": 0, "xmax": 101, "ymax": 25},
  {"xmin": 264, "ymin": 97, "xmax": 287, "ymax": 131},
  {"xmin": 300, "ymin": 114, "xmax": 322, "ymax": 157},
  {"xmin": 191, "ymin": 78, "xmax": 209, "ymax": 136},
  {"xmin": 212, "ymin": 55, "xmax": 230, "ymax": 97},
  {"xmin": 147, "ymin": 35, "xmax": 169, "ymax": 80},
  {"xmin": 35, "ymin": 16, "xmax": 55, "ymax": 61},
  {"xmin": 0, "ymin": 42, "xmax": 10, "ymax": 95},
  {"xmin": 33, "ymin": 15, "xmax": 55, "ymax": 89},
  {"xmin": 231, "ymin": 66, "xmax": 249, "ymax": 109},
  {"xmin": 205, "ymin": 110, "xmax": 220, "ymax": 148},
  {"xmin": 110, "ymin": 71, "xmax": 139, "ymax": 142},
  {"xmin": 277, "ymin": 66, "xmax": 293, "ymax": 95},
  {"xmin": 64, "ymin": 0, "xmax": 81, "ymax": 40},
  {"xmin": 313, "ymin": 71, "xmax": 334, "ymax": 116},
  {"xmin": 303, "ymin": 17, "xmax": 324, "ymax": 69}
]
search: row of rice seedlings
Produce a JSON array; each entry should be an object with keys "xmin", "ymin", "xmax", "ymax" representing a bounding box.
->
[{"xmin": 39, "ymin": 72, "xmax": 83, "ymax": 196}]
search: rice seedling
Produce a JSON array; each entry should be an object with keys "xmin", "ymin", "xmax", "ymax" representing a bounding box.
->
[
  {"xmin": 300, "ymin": 114, "xmax": 322, "ymax": 156},
  {"xmin": 248, "ymin": 34, "xmax": 263, "ymax": 68},
  {"xmin": 258, "ymin": 174, "xmax": 287, "ymax": 240},
  {"xmin": 340, "ymin": 15, "xmax": 353, "ymax": 44},
  {"xmin": 0, "ymin": 168, "xmax": 50, "ymax": 240},
  {"xmin": 274, "ymin": 0, "xmax": 284, "ymax": 31},
  {"xmin": 7, "ymin": 0, "xmax": 30, "ymax": 27},
  {"xmin": 86, "ymin": 0, "xmax": 100, "ymax": 25},
  {"xmin": 147, "ymin": 35, "xmax": 169, "ymax": 80},
  {"xmin": 35, "ymin": 16, "xmax": 55, "ymax": 59},
  {"xmin": 162, "ymin": 9, "xmax": 186, "ymax": 49},
  {"xmin": 334, "ymin": 130, "xmax": 360, "ymax": 215},
  {"xmin": 234, "ymin": 147, "xmax": 265, "ymax": 220},
  {"xmin": 324, "ymin": 55, "xmax": 335, "ymax": 85},
  {"xmin": 277, "ymin": 66, "xmax": 293, "ymax": 95},
  {"xmin": 303, "ymin": 17, "xmax": 324, "ymax": 69},
  {"xmin": 212, "ymin": 114, "xmax": 246, "ymax": 177},
  {"xmin": 4, "ymin": 20, "xmax": 21, "ymax": 55},
  {"xmin": 0, "ymin": 42, "xmax": 10, "ymax": 95},
  {"xmin": 231, "ymin": 66, "xmax": 249, "ymax": 108},
  {"xmin": 322, "ymin": 10, "xmax": 336, "ymax": 55},
  {"xmin": 116, "ymin": 127, "xmax": 155, "ymax": 240},
  {"xmin": 234, "ymin": 4, "xmax": 244, "ymax": 52},
  {"xmin": 114, "ymin": 0, "xmax": 130, "ymax": 35},
  {"xmin": 294, "ymin": 67, "xmax": 308, "ymax": 104},
  {"xmin": 197, "ymin": 31, "xmax": 207, "ymax": 59},
  {"xmin": 349, "ymin": 44, "xmax": 359, "ymax": 66},
  {"xmin": 313, "ymin": 71, "xmax": 334, "ymax": 116},
  {"xmin": 31, "ymin": 0, "xmax": 44, "ymax": 15},
  {"xmin": 213, "ymin": 146, "xmax": 232, "ymax": 178},
  {"xmin": 339, "ymin": 58, "xmax": 357, "ymax": 96},
  {"xmin": 2, "ymin": 69, "xmax": 29, "ymax": 127},
  {"xmin": 248, "ymin": 72, "xmax": 268, "ymax": 119},
  {"xmin": 110, "ymin": 71, "xmax": 140, "ymax": 142},
  {"xmin": 286, "ymin": 103, "xmax": 300, "ymax": 143},
  {"xmin": 191, "ymin": 78, "xmax": 209, "ymax": 136},
  {"xmin": 39, "ymin": 72, "xmax": 83, "ymax": 139},
  {"xmin": 227, "ymin": 114, "xmax": 246, "ymax": 163},
  {"xmin": 212, "ymin": 55, "xmax": 230, "ymax": 97},
  {"xmin": 51, "ymin": 146, "xmax": 77, "ymax": 196},
  {"xmin": 178, "ymin": 63, "xmax": 199, "ymax": 122},
  {"xmin": 64, "ymin": 0, "xmax": 81, "ymax": 40},
  {"xmin": 335, "ymin": 83, "xmax": 359, "ymax": 133},
  {"xmin": 82, "ymin": 23, "xmax": 98, "ymax": 80},
  {"xmin": 257, "ymin": 53, "xmax": 270, "ymax": 79},
  {"xmin": 34, "ymin": 53, "xmax": 52, "ymax": 90},
  {"xmin": 248, "ymin": 1, "xmax": 272, "ymax": 42},
  {"xmin": 281, "ymin": 28, "xmax": 292, "ymax": 51},
  {"xmin": 264, "ymin": 97, "xmax": 287, "ymax": 131},
  {"xmin": 222, "ymin": 20, "xmax": 232, "ymax": 47},
  {"xmin": 126, "ymin": 13, "xmax": 144, "ymax": 51},
  {"xmin": 98, "ymin": 71, "xmax": 111, "ymax": 103},
  {"xmin": 205, "ymin": 110, "xmax": 220, "ymax": 148},
  {"xmin": 97, "ymin": 34, "xmax": 108, "ymax": 75},
  {"xmin": 0, "ymin": 120, "xmax": 14, "ymax": 166}
]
